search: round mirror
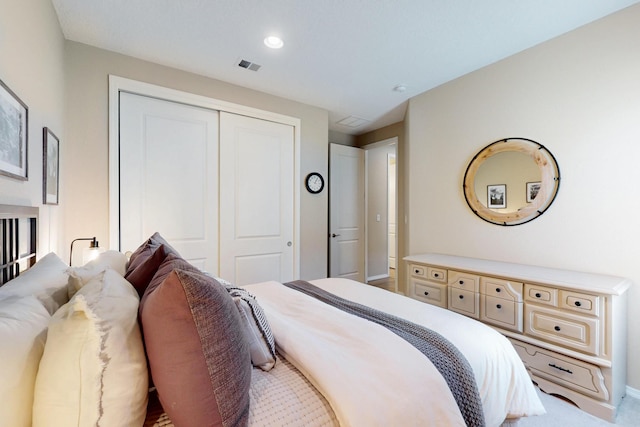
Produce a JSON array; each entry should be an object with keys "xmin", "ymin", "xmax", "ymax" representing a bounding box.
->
[{"xmin": 463, "ymin": 138, "xmax": 560, "ymax": 226}]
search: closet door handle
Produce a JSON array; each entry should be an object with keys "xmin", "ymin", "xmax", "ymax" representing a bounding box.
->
[{"xmin": 331, "ymin": 233, "xmax": 341, "ymax": 238}]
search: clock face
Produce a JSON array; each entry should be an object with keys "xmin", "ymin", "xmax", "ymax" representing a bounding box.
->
[{"xmin": 306, "ymin": 173, "xmax": 324, "ymax": 194}]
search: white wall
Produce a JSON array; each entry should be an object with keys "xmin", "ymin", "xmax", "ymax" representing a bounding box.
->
[
  {"xmin": 64, "ymin": 41, "xmax": 330, "ymax": 280},
  {"xmin": 406, "ymin": 4, "xmax": 640, "ymax": 389},
  {"xmin": 0, "ymin": 0, "xmax": 66, "ymax": 256}
]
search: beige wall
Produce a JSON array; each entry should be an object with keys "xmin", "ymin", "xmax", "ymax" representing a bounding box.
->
[
  {"xmin": 406, "ymin": 4, "xmax": 640, "ymax": 390},
  {"xmin": 64, "ymin": 41, "xmax": 329, "ymax": 280},
  {"xmin": 0, "ymin": 0, "xmax": 66, "ymax": 256}
]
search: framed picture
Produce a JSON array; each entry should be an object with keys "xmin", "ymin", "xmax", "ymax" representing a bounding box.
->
[
  {"xmin": 0, "ymin": 78, "xmax": 28, "ymax": 180},
  {"xmin": 526, "ymin": 181, "xmax": 541, "ymax": 203},
  {"xmin": 43, "ymin": 127, "xmax": 60, "ymax": 205},
  {"xmin": 487, "ymin": 184, "xmax": 506, "ymax": 209}
]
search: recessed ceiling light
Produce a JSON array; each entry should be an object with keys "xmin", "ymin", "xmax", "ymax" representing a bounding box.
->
[
  {"xmin": 264, "ymin": 36, "xmax": 284, "ymax": 49},
  {"xmin": 393, "ymin": 85, "xmax": 407, "ymax": 93}
]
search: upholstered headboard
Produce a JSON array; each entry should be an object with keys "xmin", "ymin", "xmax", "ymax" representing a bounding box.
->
[{"xmin": 0, "ymin": 204, "xmax": 38, "ymax": 286}]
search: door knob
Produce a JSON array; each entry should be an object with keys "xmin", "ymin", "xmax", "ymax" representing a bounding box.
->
[{"xmin": 331, "ymin": 233, "xmax": 341, "ymax": 238}]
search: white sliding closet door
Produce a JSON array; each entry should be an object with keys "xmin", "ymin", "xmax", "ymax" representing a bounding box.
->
[
  {"xmin": 219, "ymin": 112, "xmax": 295, "ymax": 285},
  {"xmin": 119, "ymin": 92, "xmax": 219, "ymax": 272}
]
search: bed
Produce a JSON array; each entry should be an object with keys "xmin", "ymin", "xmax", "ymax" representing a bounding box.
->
[{"xmin": 0, "ymin": 204, "xmax": 544, "ymax": 427}]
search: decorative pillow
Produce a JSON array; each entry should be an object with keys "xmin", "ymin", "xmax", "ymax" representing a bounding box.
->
[
  {"xmin": 126, "ymin": 239, "xmax": 162, "ymax": 276},
  {"xmin": 32, "ymin": 269, "xmax": 148, "ymax": 427},
  {"xmin": 124, "ymin": 244, "xmax": 166, "ymax": 297},
  {"xmin": 66, "ymin": 250, "xmax": 128, "ymax": 298},
  {"xmin": 0, "ymin": 252, "xmax": 69, "ymax": 314},
  {"xmin": 127, "ymin": 232, "xmax": 180, "ymax": 274},
  {"xmin": 140, "ymin": 269, "xmax": 251, "ymax": 427},
  {"xmin": 0, "ymin": 296, "xmax": 50, "ymax": 427},
  {"xmin": 140, "ymin": 252, "xmax": 199, "ymax": 309},
  {"xmin": 227, "ymin": 285, "xmax": 276, "ymax": 371}
]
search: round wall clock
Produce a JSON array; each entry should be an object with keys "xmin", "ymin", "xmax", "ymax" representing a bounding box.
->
[{"xmin": 305, "ymin": 172, "xmax": 324, "ymax": 194}]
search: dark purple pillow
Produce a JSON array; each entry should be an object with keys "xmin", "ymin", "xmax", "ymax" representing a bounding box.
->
[{"xmin": 124, "ymin": 245, "xmax": 167, "ymax": 297}]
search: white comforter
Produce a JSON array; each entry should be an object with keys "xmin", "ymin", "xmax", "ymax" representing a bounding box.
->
[{"xmin": 244, "ymin": 278, "xmax": 545, "ymax": 427}]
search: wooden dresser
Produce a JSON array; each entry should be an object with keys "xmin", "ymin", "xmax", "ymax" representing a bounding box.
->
[{"xmin": 404, "ymin": 253, "xmax": 631, "ymax": 422}]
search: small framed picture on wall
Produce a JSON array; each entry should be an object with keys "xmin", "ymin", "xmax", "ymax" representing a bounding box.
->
[
  {"xmin": 526, "ymin": 181, "xmax": 541, "ymax": 203},
  {"xmin": 487, "ymin": 184, "xmax": 506, "ymax": 209},
  {"xmin": 43, "ymin": 127, "xmax": 60, "ymax": 205}
]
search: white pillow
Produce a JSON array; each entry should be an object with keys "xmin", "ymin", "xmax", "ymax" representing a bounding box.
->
[
  {"xmin": 32, "ymin": 269, "xmax": 148, "ymax": 427},
  {"xmin": 0, "ymin": 295, "xmax": 50, "ymax": 427},
  {"xmin": 66, "ymin": 250, "xmax": 128, "ymax": 297},
  {"xmin": 0, "ymin": 252, "xmax": 69, "ymax": 314}
]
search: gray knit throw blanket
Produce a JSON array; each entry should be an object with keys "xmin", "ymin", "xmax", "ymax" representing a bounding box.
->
[{"xmin": 283, "ymin": 280, "xmax": 486, "ymax": 427}]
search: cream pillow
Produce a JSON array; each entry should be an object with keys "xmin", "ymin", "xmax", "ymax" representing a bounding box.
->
[
  {"xmin": 33, "ymin": 269, "xmax": 148, "ymax": 427},
  {"xmin": 0, "ymin": 252, "xmax": 69, "ymax": 314},
  {"xmin": 0, "ymin": 295, "xmax": 50, "ymax": 427},
  {"xmin": 66, "ymin": 250, "xmax": 128, "ymax": 297}
]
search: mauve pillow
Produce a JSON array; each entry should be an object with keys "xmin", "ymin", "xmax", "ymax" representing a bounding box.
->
[
  {"xmin": 140, "ymin": 269, "xmax": 251, "ymax": 427},
  {"xmin": 148, "ymin": 232, "xmax": 180, "ymax": 256},
  {"xmin": 124, "ymin": 244, "xmax": 166, "ymax": 297},
  {"xmin": 126, "ymin": 240, "xmax": 161, "ymax": 276},
  {"xmin": 127, "ymin": 232, "xmax": 180, "ymax": 273},
  {"xmin": 140, "ymin": 253, "xmax": 198, "ymax": 309}
]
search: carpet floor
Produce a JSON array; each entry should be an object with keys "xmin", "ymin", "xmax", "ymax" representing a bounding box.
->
[{"xmin": 518, "ymin": 388, "xmax": 640, "ymax": 426}]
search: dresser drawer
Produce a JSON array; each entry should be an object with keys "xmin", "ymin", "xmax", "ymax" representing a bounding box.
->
[
  {"xmin": 410, "ymin": 264, "xmax": 447, "ymax": 283},
  {"xmin": 448, "ymin": 288, "xmax": 479, "ymax": 319},
  {"xmin": 427, "ymin": 267, "xmax": 447, "ymax": 283},
  {"xmin": 448, "ymin": 270, "xmax": 479, "ymax": 292},
  {"xmin": 510, "ymin": 339, "xmax": 609, "ymax": 401},
  {"xmin": 524, "ymin": 305, "xmax": 600, "ymax": 356},
  {"xmin": 412, "ymin": 279, "xmax": 447, "ymax": 308},
  {"xmin": 525, "ymin": 284, "xmax": 558, "ymax": 306},
  {"xmin": 409, "ymin": 264, "xmax": 426, "ymax": 278},
  {"xmin": 480, "ymin": 295, "xmax": 523, "ymax": 332},
  {"xmin": 481, "ymin": 277, "xmax": 523, "ymax": 302},
  {"xmin": 559, "ymin": 290, "xmax": 601, "ymax": 317}
]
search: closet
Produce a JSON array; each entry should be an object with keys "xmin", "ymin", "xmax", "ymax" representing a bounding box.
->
[{"xmin": 110, "ymin": 77, "xmax": 299, "ymax": 285}]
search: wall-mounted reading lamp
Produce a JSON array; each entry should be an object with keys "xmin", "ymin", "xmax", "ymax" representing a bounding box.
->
[{"xmin": 69, "ymin": 237, "xmax": 102, "ymax": 266}]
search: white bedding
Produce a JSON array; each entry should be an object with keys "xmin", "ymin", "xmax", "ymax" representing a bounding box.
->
[{"xmin": 244, "ymin": 278, "xmax": 545, "ymax": 427}]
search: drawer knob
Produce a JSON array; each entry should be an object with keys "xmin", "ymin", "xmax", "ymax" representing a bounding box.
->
[
  {"xmin": 496, "ymin": 304, "xmax": 502, "ymax": 309},
  {"xmin": 496, "ymin": 287, "xmax": 501, "ymax": 292},
  {"xmin": 548, "ymin": 363, "xmax": 573, "ymax": 374},
  {"xmin": 459, "ymin": 280, "xmax": 464, "ymax": 285},
  {"xmin": 434, "ymin": 273, "xmax": 440, "ymax": 277},
  {"xmin": 459, "ymin": 295, "xmax": 464, "ymax": 299},
  {"xmin": 554, "ymin": 326, "xmax": 561, "ymax": 332},
  {"xmin": 535, "ymin": 293, "xmax": 542, "ymax": 298},
  {"xmin": 574, "ymin": 301, "xmax": 582, "ymax": 307},
  {"xmin": 424, "ymin": 291, "xmax": 429, "ymax": 296}
]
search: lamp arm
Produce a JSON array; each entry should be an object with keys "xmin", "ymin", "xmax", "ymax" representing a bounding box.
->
[{"xmin": 69, "ymin": 237, "xmax": 97, "ymax": 265}]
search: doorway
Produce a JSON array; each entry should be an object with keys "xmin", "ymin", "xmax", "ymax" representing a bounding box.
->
[
  {"xmin": 364, "ymin": 138, "xmax": 398, "ymax": 292},
  {"xmin": 328, "ymin": 138, "xmax": 398, "ymax": 292}
]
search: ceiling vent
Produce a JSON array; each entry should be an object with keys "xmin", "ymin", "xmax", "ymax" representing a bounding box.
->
[
  {"xmin": 336, "ymin": 116, "xmax": 369, "ymax": 128},
  {"xmin": 238, "ymin": 59, "xmax": 261, "ymax": 71}
]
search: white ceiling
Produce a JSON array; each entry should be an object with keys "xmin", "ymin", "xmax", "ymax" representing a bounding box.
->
[{"xmin": 52, "ymin": 0, "xmax": 639, "ymax": 135}]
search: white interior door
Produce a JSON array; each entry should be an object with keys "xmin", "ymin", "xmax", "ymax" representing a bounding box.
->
[
  {"xmin": 119, "ymin": 92, "xmax": 219, "ymax": 272},
  {"xmin": 329, "ymin": 143, "xmax": 364, "ymax": 281},
  {"xmin": 219, "ymin": 112, "xmax": 295, "ymax": 285}
]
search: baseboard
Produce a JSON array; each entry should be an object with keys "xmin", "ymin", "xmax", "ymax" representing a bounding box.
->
[
  {"xmin": 626, "ymin": 385, "xmax": 640, "ymax": 399},
  {"xmin": 367, "ymin": 274, "xmax": 389, "ymax": 282}
]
